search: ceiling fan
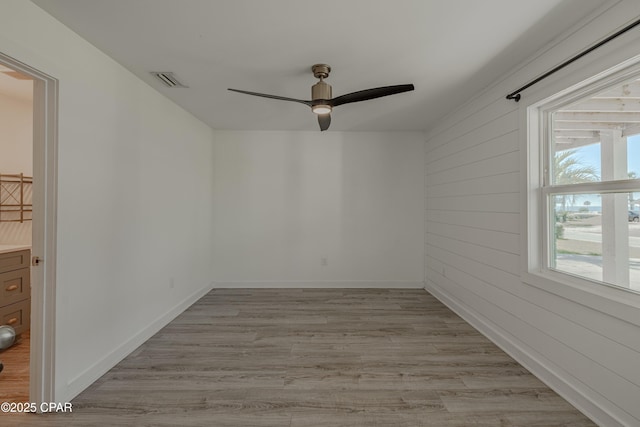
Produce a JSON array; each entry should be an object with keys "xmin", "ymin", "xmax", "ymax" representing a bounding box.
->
[{"xmin": 228, "ymin": 64, "xmax": 414, "ymax": 131}]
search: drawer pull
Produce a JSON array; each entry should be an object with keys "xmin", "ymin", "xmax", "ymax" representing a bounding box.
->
[
  {"xmin": 5, "ymin": 285, "xmax": 18, "ymax": 292},
  {"xmin": 6, "ymin": 317, "xmax": 18, "ymax": 325}
]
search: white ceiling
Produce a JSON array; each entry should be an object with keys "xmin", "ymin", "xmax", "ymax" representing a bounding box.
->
[{"xmin": 32, "ymin": 0, "xmax": 607, "ymax": 132}]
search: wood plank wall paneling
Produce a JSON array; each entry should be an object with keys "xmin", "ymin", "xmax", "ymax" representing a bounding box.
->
[
  {"xmin": 427, "ymin": 210, "xmax": 520, "ymax": 234},
  {"xmin": 424, "ymin": 13, "xmax": 640, "ymax": 422},
  {"xmin": 426, "ymin": 171, "xmax": 520, "ymax": 198},
  {"xmin": 426, "ymin": 222, "xmax": 519, "ymax": 254},
  {"xmin": 426, "ymin": 120, "xmax": 519, "ymax": 172},
  {"xmin": 426, "ymin": 151, "xmax": 519, "ymax": 187}
]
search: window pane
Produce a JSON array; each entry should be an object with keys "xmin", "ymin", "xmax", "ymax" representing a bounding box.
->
[
  {"xmin": 550, "ymin": 142, "xmax": 600, "ymax": 185},
  {"xmin": 550, "ymin": 77, "xmax": 640, "ymax": 185},
  {"xmin": 551, "ymin": 193, "xmax": 640, "ymax": 292},
  {"xmin": 630, "ymin": 134, "xmax": 640, "ymax": 180}
]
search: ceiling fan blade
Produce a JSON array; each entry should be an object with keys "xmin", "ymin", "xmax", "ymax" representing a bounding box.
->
[
  {"xmin": 228, "ymin": 88, "xmax": 312, "ymax": 106},
  {"xmin": 318, "ymin": 113, "xmax": 331, "ymax": 131},
  {"xmin": 331, "ymin": 84, "xmax": 414, "ymax": 107}
]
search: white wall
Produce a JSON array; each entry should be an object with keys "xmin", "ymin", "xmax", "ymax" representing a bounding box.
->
[
  {"xmin": 0, "ymin": 1, "xmax": 215, "ymax": 401},
  {"xmin": 0, "ymin": 91, "xmax": 32, "ymax": 174},
  {"xmin": 0, "ymin": 90, "xmax": 32, "ymax": 244},
  {"xmin": 425, "ymin": 2, "xmax": 640, "ymax": 426},
  {"xmin": 213, "ymin": 130, "xmax": 425, "ymax": 287}
]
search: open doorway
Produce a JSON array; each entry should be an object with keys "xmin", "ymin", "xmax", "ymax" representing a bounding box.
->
[
  {"xmin": 0, "ymin": 53, "xmax": 57, "ymax": 407},
  {"xmin": 0, "ymin": 62, "xmax": 33, "ymax": 402}
]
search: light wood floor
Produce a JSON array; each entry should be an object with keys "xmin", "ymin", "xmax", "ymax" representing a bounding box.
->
[
  {"xmin": 0, "ymin": 330, "xmax": 29, "ymax": 403},
  {"xmin": 6, "ymin": 289, "xmax": 595, "ymax": 426}
]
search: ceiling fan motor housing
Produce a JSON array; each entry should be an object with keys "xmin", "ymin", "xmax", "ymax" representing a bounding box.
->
[
  {"xmin": 312, "ymin": 80, "xmax": 332, "ymax": 101},
  {"xmin": 311, "ymin": 64, "xmax": 332, "ymax": 110}
]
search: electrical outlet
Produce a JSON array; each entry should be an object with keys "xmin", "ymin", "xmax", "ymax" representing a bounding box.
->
[
  {"xmin": 169, "ymin": 277, "xmax": 175, "ymax": 288},
  {"xmin": 321, "ymin": 257, "xmax": 328, "ymax": 267}
]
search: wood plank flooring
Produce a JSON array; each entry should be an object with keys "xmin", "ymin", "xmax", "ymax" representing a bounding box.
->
[
  {"xmin": 4, "ymin": 289, "xmax": 595, "ymax": 426},
  {"xmin": 0, "ymin": 330, "xmax": 29, "ymax": 403}
]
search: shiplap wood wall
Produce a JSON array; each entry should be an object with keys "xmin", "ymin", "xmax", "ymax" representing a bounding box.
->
[{"xmin": 424, "ymin": 2, "xmax": 640, "ymax": 426}]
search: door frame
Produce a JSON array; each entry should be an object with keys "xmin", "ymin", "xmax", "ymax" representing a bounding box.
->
[{"xmin": 0, "ymin": 52, "xmax": 58, "ymax": 405}]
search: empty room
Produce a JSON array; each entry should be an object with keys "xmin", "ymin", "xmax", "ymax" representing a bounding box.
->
[{"xmin": 0, "ymin": 0, "xmax": 639, "ymax": 426}]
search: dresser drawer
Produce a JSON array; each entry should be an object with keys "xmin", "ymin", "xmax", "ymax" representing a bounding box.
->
[
  {"xmin": 0, "ymin": 267, "xmax": 30, "ymax": 306},
  {"xmin": 0, "ymin": 299, "xmax": 30, "ymax": 335},
  {"xmin": 0, "ymin": 250, "xmax": 30, "ymax": 274}
]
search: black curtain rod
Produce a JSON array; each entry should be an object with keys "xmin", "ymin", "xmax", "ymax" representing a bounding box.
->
[{"xmin": 506, "ymin": 17, "xmax": 640, "ymax": 102}]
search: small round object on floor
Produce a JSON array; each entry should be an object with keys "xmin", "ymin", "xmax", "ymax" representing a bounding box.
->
[{"xmin": 0, "ymin": 325, "xmax": 16, "ymax": 350}]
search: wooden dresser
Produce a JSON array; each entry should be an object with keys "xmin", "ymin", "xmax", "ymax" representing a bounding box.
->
[{"xmin": 0, "ymin": 248, "xmax": 30, "ymax": 335}]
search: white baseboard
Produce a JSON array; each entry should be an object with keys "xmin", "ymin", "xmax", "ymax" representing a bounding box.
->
[
  {"xmin": 58, "ymin": 282, "xmax": 214, "ymax": 402},
  {"xmin": 424, "ymin": 281, "xmax": 625, "ymax": 427},
  {"xmin": 212, "ymin": 280, "xmax": 425, "ymax": 289}
]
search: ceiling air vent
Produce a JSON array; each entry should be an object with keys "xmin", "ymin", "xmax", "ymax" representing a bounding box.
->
[{"xmin": 150, "ymin": 72, "xmax": 188, "ymax": 88}]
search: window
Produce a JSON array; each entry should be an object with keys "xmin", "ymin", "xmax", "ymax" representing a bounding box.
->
[{"xmin": 534, "ymin": 69, "xmax": 640, "ymax": 294}]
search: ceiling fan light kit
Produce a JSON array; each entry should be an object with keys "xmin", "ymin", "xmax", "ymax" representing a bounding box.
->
[{"xmin": 228, "ymin": 63, "xmax": 414, "ymax": 131}]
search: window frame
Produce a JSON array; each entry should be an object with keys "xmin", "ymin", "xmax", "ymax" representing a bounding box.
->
[{"xmin": 522, "ymin": 53, "xmax": 640, "ymax": 325}]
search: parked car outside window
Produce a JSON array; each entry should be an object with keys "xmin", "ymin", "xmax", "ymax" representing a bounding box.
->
[{"xmin": 629, "ymin": 210, "xmax": 639, "ymax": 222}]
